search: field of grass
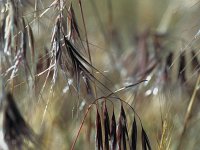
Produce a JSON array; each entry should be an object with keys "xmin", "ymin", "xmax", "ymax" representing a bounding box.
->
[{"xmin": 0, "ymin": 0, "xmax": 200, "ymax": 150}]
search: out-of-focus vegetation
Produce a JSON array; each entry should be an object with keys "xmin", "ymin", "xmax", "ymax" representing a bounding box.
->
[{"xmin": 0, "ymin": 0, "xmax": 200, "ymax": 149}]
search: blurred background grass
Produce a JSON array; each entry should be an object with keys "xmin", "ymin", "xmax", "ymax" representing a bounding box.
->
[{"xmin": 1, "ymin": 0, "xmax": 200, "ymax": 149}]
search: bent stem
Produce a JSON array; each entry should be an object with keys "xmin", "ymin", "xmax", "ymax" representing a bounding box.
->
[{"xmin": 70, "ymin": 80, "xmax": 146, "ymax": 150}]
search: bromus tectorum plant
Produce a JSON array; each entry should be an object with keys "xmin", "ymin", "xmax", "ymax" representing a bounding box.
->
[{"xmin": 0, "ymin": 0, "xmax": 200, "ymax": 150}]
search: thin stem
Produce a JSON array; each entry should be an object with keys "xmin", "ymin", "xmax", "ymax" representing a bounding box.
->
[
  {"xmin": 78, "ymin": 0, "xmax": 97, "ymax": 98},
  {"xmin": 177, "ymin": 74, "xmax": 200, "ymax": 150}
]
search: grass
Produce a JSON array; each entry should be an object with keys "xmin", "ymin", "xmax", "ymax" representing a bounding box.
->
[{"xmin": 0, "ymin": 0, "xmax": 200, "ymax": 150}]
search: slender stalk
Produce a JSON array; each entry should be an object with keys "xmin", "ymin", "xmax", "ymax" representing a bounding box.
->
[
  {"xmin": 89, "ymin": 0, "xmax": 116, "ymax": 66},
  {"xmin": 78, "ymin": 0, "xmax": 97, "ymax": 98},
  {"xmin": 177, "ymin": 74, "xmax": 200, "ymax": 150}
]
